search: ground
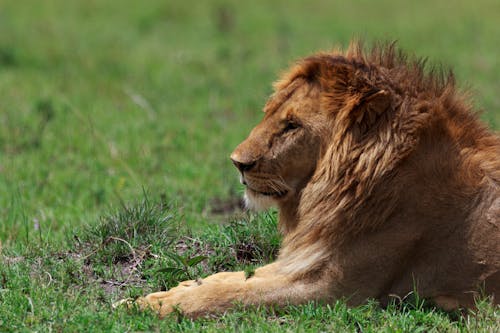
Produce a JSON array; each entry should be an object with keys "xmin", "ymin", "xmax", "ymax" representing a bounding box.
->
[{"xmin": 0, "ymin": 0, "xmax": 499, "ymax": 331}]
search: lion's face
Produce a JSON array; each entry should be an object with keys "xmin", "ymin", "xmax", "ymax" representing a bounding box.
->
[{"xmin": 230, "ymin": 81, "xmax": 327, "ymax": 210}]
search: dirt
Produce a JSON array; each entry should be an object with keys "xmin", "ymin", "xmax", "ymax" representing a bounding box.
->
[
  {"xmin": 0, "ymin": 255, "xmax": 25, "ymax": 265},
  {"xmin": 207, "ymin": 195, "xmax": 245, "ymax": 215}
]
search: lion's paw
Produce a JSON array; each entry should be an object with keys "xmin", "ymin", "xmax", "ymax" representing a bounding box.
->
[{"xmin": 136, "ymin": 289, "xmax": 190, "ymax": 317}]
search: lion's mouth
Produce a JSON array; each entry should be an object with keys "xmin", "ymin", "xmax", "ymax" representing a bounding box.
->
[{"xmin": 247, "ymin": 187, "xmax": 288, "ymax": 198}]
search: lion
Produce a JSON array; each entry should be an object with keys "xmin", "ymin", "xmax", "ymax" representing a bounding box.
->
[{"xmin": 138, "ymin": 41, "xmax": 500, "ymax": 317}]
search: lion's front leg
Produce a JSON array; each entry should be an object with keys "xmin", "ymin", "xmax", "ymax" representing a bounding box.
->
[
  {"xmin": 137, "ymin": 263, "xmax": 329, "ymax": 318},
  {"xmin": 138, "ymin": 271, "xmax": 248, "ymax": 317}
]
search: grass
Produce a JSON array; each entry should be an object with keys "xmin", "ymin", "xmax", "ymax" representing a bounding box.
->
[
  {"xmin": 0, "ymin": 0, "xmax": 499, "ymax": 331},
  {"xmin": 1, "ymin": 198, "xmax": 498, "ymax": 332}
]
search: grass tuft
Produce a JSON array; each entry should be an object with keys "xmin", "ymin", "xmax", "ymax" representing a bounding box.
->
[{"xmin": 81, "ymin": 194, "xmax": 178, "ymax": 264}]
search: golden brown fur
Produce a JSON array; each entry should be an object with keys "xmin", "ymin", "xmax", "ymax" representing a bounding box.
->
[{"xmin": 139, "ymin": 41, "xmax": 500, "ymax": 317}]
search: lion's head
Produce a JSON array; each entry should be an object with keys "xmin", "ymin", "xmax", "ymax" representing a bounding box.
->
[
  {"xmin": 231, "ymin": 43, "xmax": 408, "ymax": 233},
  {"xmin": 230, "ymin": 78, "xmax": 325, "ymax": 213}
]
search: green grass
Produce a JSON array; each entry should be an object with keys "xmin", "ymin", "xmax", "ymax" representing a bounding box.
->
[
  {"xmin": 1, "ymin": 199, "xmax": 498, "ymax": 332},
  {"xmin": 0, "ymin": 0, "xmax": 499, "ymax": 331}
]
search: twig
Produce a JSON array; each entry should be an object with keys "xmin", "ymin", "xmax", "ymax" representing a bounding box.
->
[
  {"xmin": 108, "ymin": 236, "xmax": 137, "ymax": 263},
  {"xmin": 79, "ymin": 242, "xmax": 106, "ymax": 261},
  {"xmin": 44, "ymin": 271, "xmax": 53, "ymax": 287}
]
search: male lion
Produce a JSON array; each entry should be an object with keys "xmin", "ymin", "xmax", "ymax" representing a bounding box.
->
[{"xmin": 139, "ymin": 42, "xmax": 500, "ymax": 317}]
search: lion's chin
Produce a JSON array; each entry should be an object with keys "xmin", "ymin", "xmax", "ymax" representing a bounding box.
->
[{"xmin": 243, "ymin": 189, "xmax": 278, "ymax": 211}]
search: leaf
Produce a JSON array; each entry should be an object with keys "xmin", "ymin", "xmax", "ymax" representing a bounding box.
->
[
  {"xmin": 186, "ymin": 255, "xmax": 208, "ymax": 267},
  {"xmin": 156, "ymin": 267, "xmax": 185, "ymax": 276},
  {"xmin": 166, "ymin": 252, "xmax": 188, "ymax": 266},
  {"xmin": 244, "ymin": 267, "xmax": 255, "ymax": 279}
]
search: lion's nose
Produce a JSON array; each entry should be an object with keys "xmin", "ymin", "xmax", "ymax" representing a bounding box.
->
[{"xmin": 230, "ymin": 156, "xmax": 256, "ymax": 173}]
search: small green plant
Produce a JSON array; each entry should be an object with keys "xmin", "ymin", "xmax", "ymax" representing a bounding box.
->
[
  {"xmin": 157, "ymin": 253, "xmax": 208, "ymax": 280},
  {"xmin": 244, "ymin": 266, "xmax": 255, "ymax": 279}
]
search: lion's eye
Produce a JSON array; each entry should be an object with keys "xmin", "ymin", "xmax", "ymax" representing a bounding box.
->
[{"xmin": 283, "ymin": 122, "xmax": 300, "ymax": 133}]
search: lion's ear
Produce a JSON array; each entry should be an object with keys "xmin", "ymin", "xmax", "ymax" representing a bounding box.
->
[{"xmin": 351, "ymin": 89, "xmax": 391, "ymax": 127}]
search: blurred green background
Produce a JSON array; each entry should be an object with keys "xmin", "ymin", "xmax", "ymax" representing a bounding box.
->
[{"xmin": 1, "ymin": 0, "xmax": 499, "ymax": 246}]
